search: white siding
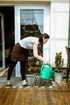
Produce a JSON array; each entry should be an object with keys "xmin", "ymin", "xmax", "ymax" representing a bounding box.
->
[{"xmin": 50, "ymin": 2, "xmax": 69, "ymax": 66}]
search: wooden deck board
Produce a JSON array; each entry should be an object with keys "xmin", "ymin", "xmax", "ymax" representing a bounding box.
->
[{"xmin": 0, "ymin": 81, "xmax": 70, "ymax": 105}]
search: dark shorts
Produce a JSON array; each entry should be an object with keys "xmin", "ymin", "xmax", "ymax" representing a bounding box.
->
[{"xmin": 11, "ymin": 43, "xmax": 28, "ymax": 62}]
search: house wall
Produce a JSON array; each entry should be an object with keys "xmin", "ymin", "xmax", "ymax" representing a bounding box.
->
[
  {"xmin": 0, "ymin": 0, "xmax": 69, "ymax": 76},
  {"xmin": 0, "ymin": 0, "xmax": 69, "ymax": 60},
  {"xmin": 50, "ymin": 1, "xmax": 69, "ymax": 64}
]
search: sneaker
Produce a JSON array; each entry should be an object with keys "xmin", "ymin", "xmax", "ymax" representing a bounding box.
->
[
  {"xmin": 48, "ymin": 85, "xmax": 53, "ymax": 88},
  {"xmin": 6, "ymin": 84, "xmax": 12, "ymax": 87},
  {"xmin": 6, "ymin": 81, "xmax": 12, "ymax": 87},
  {"xmin": 22, "ymin": 80, "xmax": 28, "ymax": 87}
]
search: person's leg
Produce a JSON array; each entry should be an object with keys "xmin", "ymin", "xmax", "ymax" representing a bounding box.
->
[
  {"xmin": 6, "ymin": 60, "xmax": 17, "ymax": 85},
  {"xmin": 20, "ymin": 61, "xmax": 27, "ymax": 86}
]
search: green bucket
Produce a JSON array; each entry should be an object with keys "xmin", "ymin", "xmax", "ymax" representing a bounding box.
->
[{"xmin": 40, "ymin": 64, "xmax": 53, "ymax": 80}]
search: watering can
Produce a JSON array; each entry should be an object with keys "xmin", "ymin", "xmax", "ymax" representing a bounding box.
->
[{"xmin": 40, "ymin": 64, "xmax": 53, "ymax": 80}]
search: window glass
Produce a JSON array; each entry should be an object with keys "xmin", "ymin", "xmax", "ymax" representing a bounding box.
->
[
  {"xmin": 20, "ymin": 9, "xmax": 44, "ymax": 39},
  {"xmin": 20, "ymin": 9, "xmax": 44, "ymax": 56}
]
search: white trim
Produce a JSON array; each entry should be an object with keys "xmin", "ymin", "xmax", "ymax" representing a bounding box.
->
[{"xmin": 0, "ymin": 13, "xmax": 5, "ymax": 70}]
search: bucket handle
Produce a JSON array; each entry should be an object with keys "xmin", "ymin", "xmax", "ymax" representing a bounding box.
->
[
  {"xmin": 41, "ymin": 64, "xmax": 55, "ymax": 73},
  {"xmin": 40, "ymin": 64, "xmax": 51, "ymax": 72}
]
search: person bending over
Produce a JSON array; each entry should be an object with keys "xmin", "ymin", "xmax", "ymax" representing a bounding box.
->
[{"xmin": 6, "ymin": 33, "xmax": 50, "ymax": 86}]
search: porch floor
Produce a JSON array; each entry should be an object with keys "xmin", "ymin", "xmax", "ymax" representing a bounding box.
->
[
  {"xmin": 0, "ymin": 77, "xmax": 22, "ymax": 87},
  {"xmin": 0, "ymin": 78, "xmax": 70, "ymax": 105}
]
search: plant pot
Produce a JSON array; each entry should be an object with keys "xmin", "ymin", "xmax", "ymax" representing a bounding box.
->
[
  {"xmin": 26, "ymin": 74, "xmax": 34, "ymax": 86},
  {"xmin": 54, "ymin": 72, "xmax": 63, "ymax": 85}
]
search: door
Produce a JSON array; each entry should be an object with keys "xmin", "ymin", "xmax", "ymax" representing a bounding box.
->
[
  {"xmin": 15, "ymin": 5, "xmax": 50, "ymax": 77},
  {"xmin": 0, "ymin": 13, "xmax": 5, "ymax": 70}
]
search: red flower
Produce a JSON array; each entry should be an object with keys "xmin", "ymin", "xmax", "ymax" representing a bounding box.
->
[
  {"xmin": 37, "ymin": 67, "xmax": 40, "ymax": 71},
  {"xmin": 31, "ymin": 69, "xmax": 34, "ymax": 72}
]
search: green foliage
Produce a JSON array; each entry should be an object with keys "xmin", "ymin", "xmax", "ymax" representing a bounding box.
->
[{"xmin": 55, "ymin": 52, "xmax": 64, "ymax": 72}]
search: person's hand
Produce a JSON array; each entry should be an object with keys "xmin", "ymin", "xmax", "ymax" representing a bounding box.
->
[{"xmin": 43, "ymin": 60, "xmax": 49, "ymax": 65}]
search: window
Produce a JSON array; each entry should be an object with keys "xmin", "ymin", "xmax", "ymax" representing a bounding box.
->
[{"xmin": 20, "ymin": 9, "xmax": 44, "ymax": 56}]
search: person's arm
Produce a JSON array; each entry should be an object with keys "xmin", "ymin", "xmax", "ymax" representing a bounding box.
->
[{"xmin": 32, "ymin": 43, "xmax": 48, "ymax": 64}]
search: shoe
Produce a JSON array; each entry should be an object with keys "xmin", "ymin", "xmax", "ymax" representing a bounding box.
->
[
  {"xmin": 6, "ymin": 81, "xmax": 12, "ymax": 87},
  {"xmin": 22, "ymin": 80, "xmax": 28, "ymax": 87},
  {"xmin": 6, "ymin": 84, "xmax": 12, "ymax": 87},
  {"xmin": 22, "ymin": 84, "xmax": 28, "ymax": 87}
]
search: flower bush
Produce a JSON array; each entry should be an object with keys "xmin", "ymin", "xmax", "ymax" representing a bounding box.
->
[
  {"xmin": 27, "ymin": 61, "xmax": 41, "ymax": 74},
  {"xmin": 55, "ymin": 52, "xmax": 64, "ymax": 72},
  {"xmin": 28, "ymin": 66, "xmax": 40, "ymax": 74}
]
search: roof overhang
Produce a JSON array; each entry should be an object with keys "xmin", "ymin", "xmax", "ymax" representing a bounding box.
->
[{"xmin": 0, "ymin": 0, "xmax": 51, "ymax": 5}]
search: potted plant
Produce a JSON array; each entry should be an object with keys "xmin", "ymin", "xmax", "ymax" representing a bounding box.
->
[
  {"xmin": 54, "ymin": 52, "xmax": 64, "ymax": 85},
  {"xmin": 26, "ymin": 60, "xmax": 41, "ymax": 86}
]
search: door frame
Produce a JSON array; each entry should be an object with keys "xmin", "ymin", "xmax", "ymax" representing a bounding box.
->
[
  {"xmin": 15, "ymin": 5, "xmax": 50, "ymax": 77},
  {"xmin": 0, "ymin": 13, "xmax": 5, "ymax": 70}
]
